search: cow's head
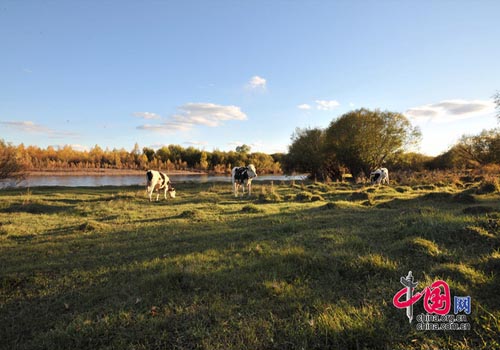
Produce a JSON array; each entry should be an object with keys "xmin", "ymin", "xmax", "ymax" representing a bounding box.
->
[
  {"xmin": 247, "ymin": 164, "xmax": 257, "ymax": 178},
  {"xmin": 167, "ymin": 184, "xmax": 176, "ymax": 198}
]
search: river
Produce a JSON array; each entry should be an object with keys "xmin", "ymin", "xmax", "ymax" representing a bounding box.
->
[{"xmin": 0, "ymin": 174, "xmax": 307, "ymax": 188}]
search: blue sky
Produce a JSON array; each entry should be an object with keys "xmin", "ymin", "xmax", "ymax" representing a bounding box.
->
[{"xmin": 1, "ymin": 0, "xmax": 499, "ymax": 156}]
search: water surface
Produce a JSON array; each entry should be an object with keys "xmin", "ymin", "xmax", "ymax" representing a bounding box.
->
[{"xmin": 1, "ymin": 174, "xmax": 307, "ymax": 188}]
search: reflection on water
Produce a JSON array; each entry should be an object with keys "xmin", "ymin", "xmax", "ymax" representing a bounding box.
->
[{"xmin": 1, "ymin": 174, "xmax": 307, "ymax": 188}]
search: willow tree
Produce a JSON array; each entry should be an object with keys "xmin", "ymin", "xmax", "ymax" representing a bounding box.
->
[
  {"xmin": 324, "ymin": 109, "xmax": 421, "ymax": 178},
  {"xmin": 283, "ymin": 127, "xmax": 339, "ymax": 181}
]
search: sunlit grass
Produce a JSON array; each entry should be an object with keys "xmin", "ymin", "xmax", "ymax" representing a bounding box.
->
[{"xmin": 0, "ymin": 181, "xmax": 499, "ymax": 349}]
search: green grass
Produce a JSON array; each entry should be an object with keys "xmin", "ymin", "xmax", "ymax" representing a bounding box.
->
[{"xmin": 0, "ymin": 181, "xmax": 499, "ymax": 350}]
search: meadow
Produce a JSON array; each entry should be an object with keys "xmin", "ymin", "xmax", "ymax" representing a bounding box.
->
[{"xmin": 0, "ymin": 178, "xmax": 499, "ymax": 350}]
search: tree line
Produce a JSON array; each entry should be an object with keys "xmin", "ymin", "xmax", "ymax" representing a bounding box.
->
[
  {"xmin": 0, "ymin": 141, "xmax": 282, "ymax": 178},
  {"xmin": 283, "ymin": 108, "xmax": 499, "ymax": 181}
]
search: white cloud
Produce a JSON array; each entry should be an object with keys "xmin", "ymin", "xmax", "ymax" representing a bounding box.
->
[
  {"xmin": 184, "ymin": 141, "xmax": 209, "ymax": 146},
  {"xmin": 1, "ymin": 120, "xmax": 49, "ymax": 133},
  {"xmin": 297, "ymin": 104, "xmax": 312, "ymax": 110},
  {"xmin": 137, "ymin": 103, "xmax": 247, "ymax": 133},
  {"xmin": 248, "ymin": 76, "xmax": 267, "ymax": 89},
  {"xmin": 315, "ymin": 100, "xmax": 340, "ymax": 111},
  {"xmin": 133, "ymin": 112, "xmax": 161, "ymax": 120},
  {"xmin": 0, "ymin": 120, "xmax": 78, "ymax": 138},
  {"xmin": 406, "ymin": 99, "xmax": 495, "ymax": 123},
  {"xmin": 68, "ymin": 144, "xmax": 89, "ymax": 152},
  {"xmin": 51, "ymin": 144, "xmax": 89, "ymax": 152}
]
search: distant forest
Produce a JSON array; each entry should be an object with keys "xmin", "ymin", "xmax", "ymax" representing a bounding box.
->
[{"xmin": 1, "ymin": 142, "xmax": 283, "ymax": 174}]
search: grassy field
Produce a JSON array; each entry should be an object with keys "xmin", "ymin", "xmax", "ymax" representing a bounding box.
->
[{"xmin": 1, "ymin": 179, "xmax": 499, "ymax": 350}]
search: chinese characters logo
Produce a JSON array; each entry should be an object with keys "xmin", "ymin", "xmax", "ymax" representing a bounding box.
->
[{"xmin": 392, "ymin": 271, "xmax": 471, "ymax": 330}]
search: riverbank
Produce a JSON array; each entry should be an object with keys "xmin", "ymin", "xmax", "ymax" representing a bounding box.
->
[{"xmin": 26, "ymin": 168, "xmax": 207, "ymax": 176}]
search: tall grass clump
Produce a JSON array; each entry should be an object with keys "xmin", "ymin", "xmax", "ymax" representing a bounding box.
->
[
  {"xmin": 258, "ymin": 184, "xmax": 282, "ymax": 203},
  {"xmin": 295, "ymin": 191, "xmax": 324, "ymax": 202}
]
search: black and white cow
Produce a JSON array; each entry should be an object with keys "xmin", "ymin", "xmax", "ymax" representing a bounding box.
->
[
  {"xmin": 370, "ymin": 167, "xmax": 389, "ymax": 185},
  {"xmin": 231, "ymin": 164, "xmax": 257, "ymax": 197},
  {"xmin": 146, "ymin": 170, "xmax": 176, "ymax": 201}
]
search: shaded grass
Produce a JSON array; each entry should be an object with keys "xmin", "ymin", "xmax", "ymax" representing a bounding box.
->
[{"xmin": 0, "ymin": 181, "xmax": 499, "ymax": 349}]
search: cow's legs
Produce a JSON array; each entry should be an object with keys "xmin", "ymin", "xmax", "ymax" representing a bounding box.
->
[{"xmin": 147, "ymin": 187, "xmax": 155, "ymax": 202}]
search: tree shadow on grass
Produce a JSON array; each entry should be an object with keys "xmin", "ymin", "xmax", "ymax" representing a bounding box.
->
[
  {"xmin": 0, "ymin": 202, "xmax": 71, "ymax": 214},
  {"xmin": 0, "ymin": 236, "xmax": 405, "ymax": 350}
]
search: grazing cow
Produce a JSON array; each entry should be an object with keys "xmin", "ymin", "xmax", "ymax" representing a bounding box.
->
[
  {"xmin": 146, "ymin": 170, "xmax": 176, "ymax": 201},
  {"xmin": 370, "ymin": 167, "xmax": 389, "ymax": 185},
  {"xmin": 231, "ymin": 164, "xmax": 257, "ymax": 197}
]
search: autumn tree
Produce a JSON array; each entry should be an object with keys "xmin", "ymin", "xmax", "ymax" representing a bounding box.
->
[
  {"xmin": 453, "ymin": 128, "xmax": 500, "ymax": 166},
  {"xmin": 0, "ymin": 139, "xmax": 26, "ymax": 181},
  {"xmin": 283, "ymin": 128, "xmax": 328, "ymax": 180},
  {"xmin": 199, "ymin": 151, "xmax": 209, "ymax": 170},
  {"xmin": 142, "ymin": 147, "xmax": 156, "ymax": 162},
  {"xmin": 324, "ymin": 109, "xmax": 421, "ymax": 178}
]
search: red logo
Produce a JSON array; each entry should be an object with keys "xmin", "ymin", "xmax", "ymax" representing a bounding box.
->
[
  {"xmin": 393, "ymin": 271, "xmax": 451, "ymax": 323},
  {"xmin": 393, "ymin": 279, "xmax": 451, "ymax": 315}
]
